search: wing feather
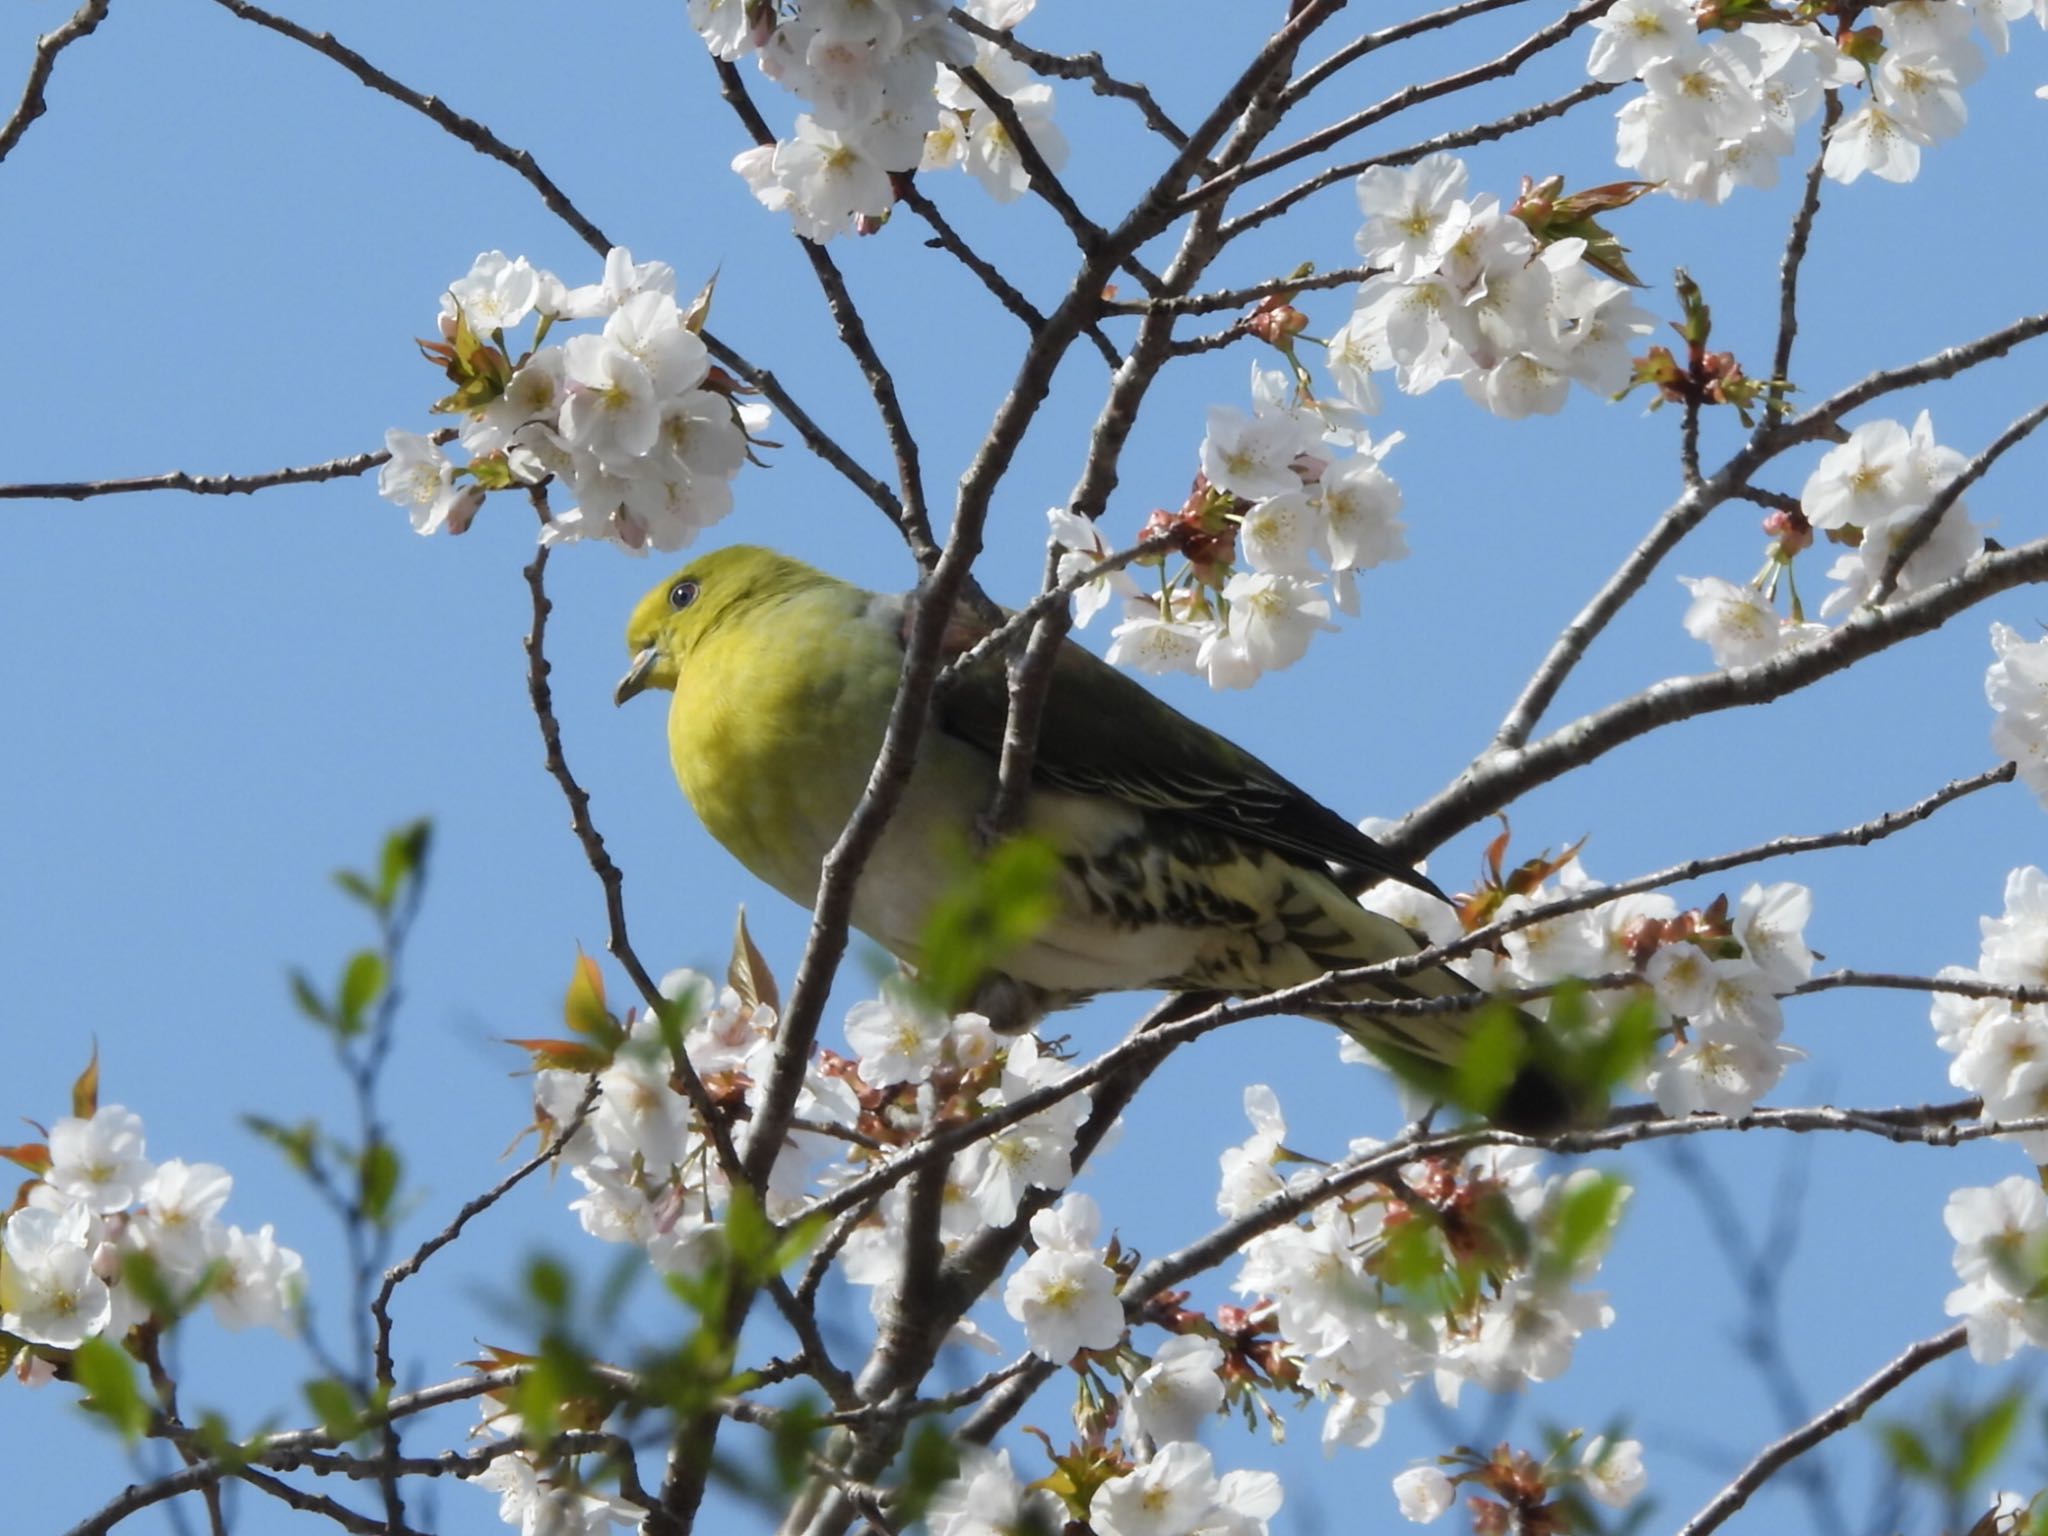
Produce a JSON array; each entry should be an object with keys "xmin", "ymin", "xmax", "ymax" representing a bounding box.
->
[{"xmin": 927, "ymin": 617, "xmax": 1444, "ymax": 901}]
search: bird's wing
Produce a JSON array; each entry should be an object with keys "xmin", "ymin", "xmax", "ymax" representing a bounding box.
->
[{"xmin": 922, "ymin": 610, "xmax": 1446, "ymax": 901}]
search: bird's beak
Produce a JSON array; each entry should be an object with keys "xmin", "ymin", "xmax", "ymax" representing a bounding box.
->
[{"xmin": 614, "ymin": 647, "xmax": 660, "ymax": 707}]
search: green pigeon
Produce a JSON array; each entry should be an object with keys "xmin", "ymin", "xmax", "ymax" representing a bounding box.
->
[{"xmin": 616, "ymin": 546, "xmax": 1575, "ymax": 1131}]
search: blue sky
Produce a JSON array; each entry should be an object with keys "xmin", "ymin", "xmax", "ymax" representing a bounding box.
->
[{"xmin": 7, "ymin": 2, "xmax": 2048, "ymax": 1533}]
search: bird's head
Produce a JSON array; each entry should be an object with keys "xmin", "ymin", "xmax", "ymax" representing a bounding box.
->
[{"xmin": 615, "ymin": 545, "xmax": 823, "ymax": 706}]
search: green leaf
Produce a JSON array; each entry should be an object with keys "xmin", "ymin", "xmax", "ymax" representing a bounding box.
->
[
  {"xmin": 243, "ymin": 1114, "xmax": 320, "ymax": 1174},
  {"xmin": 1451, "ymin": 1004, "xmax": 1526, "ymax": 1118},
  {"xmin": 331, "ymin": 869, "xmax": 378, "ymax": 909},
  {"xmin": 1955, "ymin": 1390, "xmax": 2024, "ymax": 1490},
  {"xmin": 336, "ymin": 950, "xmax": 386, "ymax": 1037},
  {"xmin": 770, "ymin": 1394, "xmax": 826, "ymax": 1492},
  {"xmin": 724, "ymin": 1185, "xmax": 776, "ymax": 1281},
  {"xmin": 1541, "ymin": 1171, "xmax": 1627, "ymax": 1282},
  {"xmin": 771, "ymin": 1209, "xmax": 831, "ymax": 1276},
  {"xmin": 304, "ymin": 1377, "xmax": 364, "ymax": 1442},
  {"xmin": 914, "ymin": 835, "xmax": 1060, "ymax": 1011},
  {"xmin": 1878, "ymin": 1422, "xmax": 1937, "ymax": 1481},
  {"xmin": 526, "ymin": 1255, "xmax": 572, "ymax": 1314},
  {"xmin": 358, "ymin": 1140, "xmax": 402, "ymax": 1228},
  {"xmin": 119, "ymin": 1249, "xmax": 178, "ymax": 1324},
  {"xmin": 377, "ymin": 819, "xmax": 433, "ymax": 910},
  {"xmin": 892, "ymin": 1422, "xmax": 962, "ymax": 1527},
  {"xmin": 287, "ymin": 970, "xmax": 331, "ymax": 1029},
  {"xmin": 72, "ymin": 1337, "xmax": 149, "ymax": 1443}
]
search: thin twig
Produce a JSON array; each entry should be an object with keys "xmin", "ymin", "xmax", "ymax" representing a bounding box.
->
[
  {"xmin": 0, "ymin": 434, "xmax": 452, "ymax": 502},
  {"xmin": 1771, "ymin": 93, "xmax": 1841, "ymax": 392},
  {"xmin": 984, "ymin": 591, "xmax": 1071, "ymax": 838},
  {"xmin": 951, "ymin": 11, "xmax": 1189, "ymax": 148},
  {"xmin": 1180, "ymin": 0, "xmax": 1620, "ymax": 216},
  {"xmin": 209, "ymin": 0, "xmax": 612, "ymax": 252},
  {"xmin": 1672, "ymin": 1326, "xmax": 1968, "ymax": 1536},
  {"xmin": 952, "ymin": 65, "xmax": 1115, "ymax": 267},
  {"xmin": 210, "ymin": 0, "xmax": 897, "ymax": 535},
  {"xmin": 1795, "ymin": 970, "xmax": 2048, "ymax": 1008},
  {"xmin": 1105, "ymin": 264, "xmax": 1377, "ymax": 317},
  {"xmin": 231, "ymin": 1468, "xmax": 422, "ymax": 1536},
  {"xmin": 1488, "ymin": 473, "xmax": 1734, "ymax": 752},
  {"xmin": 371, "ymin": 1076, "xmax": 601, "ymax": 1393},
  {"xmin": 1768, "ymin": 310, "xmax": 2048, "ymax": 455},
  {"xmin": 711, "ymin": 59, "xmax": 937, "ymax": 568},
  {"xmin": 1124, "ymin": 1103, "xmax": 1998, "ymax": 1314},
  {"xmin": 1225, "ymin": 80, "xmax": 1618, "ymax": 242},
  {"xmin": 1870, "ymin": 397, "xmax": 2048, "ymax": 604},
  {"xmin": 520, "ymin": 525, "xmax": 744, "ymax": 1186},
  {"xmin": 895, "ymin": 177, "xmax": 1121, "ymax": 369},
  {"xmin": 1398, "ymin": 530, "xmax": 2048, "ymax": 858},
  {"xmin": 0, "ymin": 0, "xmax": 111, "ymax": 167},
  {"xmin": 1286, "ymin": 0, "xmax": 1537, "ymax": 102}
]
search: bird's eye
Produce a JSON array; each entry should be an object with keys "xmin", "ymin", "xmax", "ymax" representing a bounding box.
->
[{"xmin": 668, "ymin": 579, "xmax": 699, "ymax": 611}]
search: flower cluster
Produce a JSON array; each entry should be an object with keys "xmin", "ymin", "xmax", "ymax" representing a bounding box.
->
[
  {"xmin": 1592, "ymin": 1, "xmax": 2044, "ymax": 198},
  {"xmin": 1987, "ymin": 622, "xmax": 2048, "ymax": 805},
  {"xmin": 1332, "ymin": 155, "xmax": 1658, "ymax": 420},
  {"xmin": 927, "ymin": 1442, "xmax": 1282, "ymax": 1536},
  {"xmin": 1, "ymin": 1103, "xmax": 303, "ymax": 1363},
  {"xmin": 1359, "ymin": 838, "xmax": 1815, "ymax": 1118},
  {"xmin": 378, "ymin": 248, "xmax": 768, "ymax": 554},
  {"xmin": 1219, "ymin": 1103, "xmax": 1626, "ymax": 1452},
  {"xmin": 694, "ymin": 0, "xmax": 1066, "ymax": 239},
  {"xmin": 1065, "ymin": 364, "xmax": 1407, "ymax": 690},
  {"xmin": 1394, "ymin": 1435, "xmax": 1646, "ymax": 1528},
  {"xmin": 1679, "ymin": 412, "xmax": 1979, "ymax": 669},
  {"xmin": 532, "ymin": 968, "xmax": 858, "ymax": 1276},
  {"xmin": 837, "ymin": 1002, "xmax": 1099, "ymax": 1349},
  {"xmin": 1928, "ymin": 866, "xmax": 2048, "ymax": 1159},
  {"xmin": 530, "ymin": 962, "xmax": 1101, "ymax": 1361},
  {"xmin": 1944, "ymin": 1177, "xmax": 2048, "ymax": 1363}
]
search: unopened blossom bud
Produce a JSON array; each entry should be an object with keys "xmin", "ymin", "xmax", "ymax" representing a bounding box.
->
[
  {"xmin": 1762, "ymin": 507, "xmax": 1813, "ymax": 557},
  {"xmin": 1246, "ymin": 301, "xmax": 1309, "ymax": 347},
  {"xmin": 445, "ymin": 485, "xmax": 487, "ymax": 536},
  {"xmin": 1510, "ymin": 173, "xmax": 1563, "ymax": 227},
  {"xmin": 91, "ymin": 1240, "xmax": 124, "ymax": 1285}
]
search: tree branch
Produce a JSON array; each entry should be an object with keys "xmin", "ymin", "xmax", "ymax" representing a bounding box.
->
[
  {"xmin": 0, "ymin": 0, "xmax": 111, "ymax": 168},
  {"xmin": 1672, "ymin": 1326, "xmax": 1968, "ymax": 1536},
  {"xmin": 711, "ymin": 59, "xmax": 937, "ymax": 568},
  {"xmin": 1221, "ymin": 79, "xmax": 1619, "ymax": 242},
  {"xmin": 1105, "ymin": 263, "xmax": 1377, "ymax": 317},
  {"xmin": 950, "ymin": 12, "xmax": 1189, "ymax": 149},
  {"xmin": 211, "ymin": 0, "xmax": 899, "ymax": 537},
  {"xmin": 1286, "ymin": 0, "xmax": 1537, "ymax": 102},
  {"xmin": 1180, "ymin": 0, "xmax": 1619, "ymax": 216},
  {"xmin": 1771, "ymin": 93, "xmax": 1841, "ymax": 392},
  {"xmin": 1768, "ymin": 310, "xmax": 2048, "ymax": 456},
  {"xmin": 520, "ymin": 526, "xmax": 744, "ymax": 1186},
  {"xmin": 0, "ymin": 434, "xmax": 450, "ymax": 502},
  {"xmin": 1870, "ymin": 397, "xmax": 2048, "ymax": 604},
  {"xmin": 1397, "ymin": 531, "xmax": 2048, "ymax": 860},
  {"xmin": 894, "ymin": 177, "xmax": 1121, "ymax": 369}
]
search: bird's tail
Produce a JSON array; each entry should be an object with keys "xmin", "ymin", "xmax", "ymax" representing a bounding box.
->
[{"xmin": 1284, "ymin": 878, "xmax": 1583, "ymax": 1134}]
